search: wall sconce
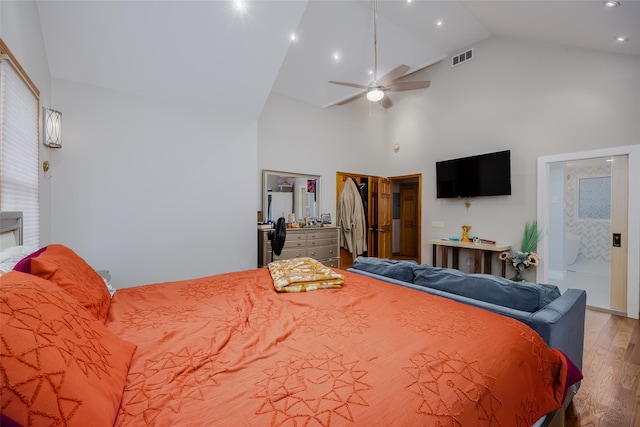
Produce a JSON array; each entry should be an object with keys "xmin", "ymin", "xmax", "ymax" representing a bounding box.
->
[{"xmin": 44, "ymin": 108, "xmax": 62, "ymax": 148}]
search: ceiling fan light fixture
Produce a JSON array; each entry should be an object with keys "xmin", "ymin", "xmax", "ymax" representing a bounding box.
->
[{"xmin": 367, "ymin": 88, "xmax": 384, "ymax": 102}]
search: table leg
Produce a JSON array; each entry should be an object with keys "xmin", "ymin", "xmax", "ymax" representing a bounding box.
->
[
  {"xmin": 484, "ymin": 251, "xmax": 492, "ymax": 274},
  {"xmin": 501, "ymin": 262, "xmax": 506, "ymax": 278},
  {"xmin": 452, "ymin": 248, "xmax": 459, "ymax": 270},
  {"xmin": 441, "ymin": 246, "xmax": 449, "ymax": 268},
  {"xmin": 432, "ymin": 244, "xmax": 437, "ymax": 266},
  {"xmin": 474, "ymin": 250, "xmax": 482, "ymax": 273}
]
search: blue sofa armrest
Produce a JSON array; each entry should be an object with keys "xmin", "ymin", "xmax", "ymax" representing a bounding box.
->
[{"xmin": 529, "ymin": 288, "xmax": 586, "ymax": 371}]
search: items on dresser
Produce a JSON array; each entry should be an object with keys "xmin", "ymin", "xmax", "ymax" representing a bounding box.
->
[{"xmin": 258, "ymin": 227, "xmax": 339, "ymax": 268}]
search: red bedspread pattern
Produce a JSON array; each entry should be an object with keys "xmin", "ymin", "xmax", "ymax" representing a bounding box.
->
[{"xmin": 105, "ymin": 268, "xmax": 568, "ymax": 427}]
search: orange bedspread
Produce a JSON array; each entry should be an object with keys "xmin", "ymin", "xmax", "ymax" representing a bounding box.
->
[{"xmin": 106, "ymin": 268, "xmax": 568, "ymax": 426}]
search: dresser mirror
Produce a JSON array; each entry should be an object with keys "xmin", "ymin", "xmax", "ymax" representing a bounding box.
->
[{"xmin": 262, "ymin": 170, "xmax": 320, "ymax": 223}]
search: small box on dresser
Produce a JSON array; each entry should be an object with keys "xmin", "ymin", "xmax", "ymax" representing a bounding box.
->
[{"xmin": 258, "ymin": 227, "xmax": 340, "ymax": 268}]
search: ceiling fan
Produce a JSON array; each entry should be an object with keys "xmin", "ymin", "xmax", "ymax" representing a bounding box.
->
[{"xmin": 327, "ymin": 0, "xmax": 431, "ymax": 109}]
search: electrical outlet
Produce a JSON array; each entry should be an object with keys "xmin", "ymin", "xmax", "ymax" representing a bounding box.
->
[{"xmin": 432, "ymin": 221, "xmax": 444, "ymax": 228}]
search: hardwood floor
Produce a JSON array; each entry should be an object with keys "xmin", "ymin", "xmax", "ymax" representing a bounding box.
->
[{"xmin": 565, "ymin": 308, "xmax": 640, "ymax": 426}]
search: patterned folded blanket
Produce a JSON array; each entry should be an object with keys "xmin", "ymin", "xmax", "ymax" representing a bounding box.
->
[{"xmin": 268, "ymin": 257, "xmax": 344, "ymax": 292}]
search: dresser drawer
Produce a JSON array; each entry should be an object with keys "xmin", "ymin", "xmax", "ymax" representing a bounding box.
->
[
  {"xmin": 268, "ymin": 247, "xmax": 307, "ymax": 262},
  {"xmin": 307, "ymin": 230, "xmax": 338, "ymax": 241},
  {"xmin": 285, "ymin": 232, "xmax": 306, "ymax": 243},
  {"xmin": 308, "ymin": 245, "xmax": 338, "ymax": 260},
  {"xmin": 308, "ymin": 237, "xmax": 338, "ymax": 247},
  {"xmin": 267, "ymin": 237, "xmax": 306, "ymax": 250},
  {"xmin": 321, "ymin": 258, "xmax": 340, "ymax": 268}
]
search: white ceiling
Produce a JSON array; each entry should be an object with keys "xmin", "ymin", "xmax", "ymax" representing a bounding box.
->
[{"xmin": 35, "ymin": 0, "xmax": 639, "ymax": 119}]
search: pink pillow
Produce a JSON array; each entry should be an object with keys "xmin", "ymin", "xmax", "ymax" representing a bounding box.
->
[
  {"xmin": 29, "ymin": 244, "xmax": 111, "ymax": 323},
  {"xmin": 12, "ymin": 246, "xmax": 47, "ymax": 273}
]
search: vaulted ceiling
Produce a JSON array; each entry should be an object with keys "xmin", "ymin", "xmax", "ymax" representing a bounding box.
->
[{"xmin": 35, "ymin": 0, "xmax": 639, "ymax": 119}]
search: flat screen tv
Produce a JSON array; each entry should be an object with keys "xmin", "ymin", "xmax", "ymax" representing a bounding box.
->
[{"xmin": 436, "ymin": 150, "xmax": 511, "ymax": 198}]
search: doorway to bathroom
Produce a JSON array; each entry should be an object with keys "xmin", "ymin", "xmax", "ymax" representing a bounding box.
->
[
  {"xmin": 537, "ymin": 146, "xmax": 639, "ymax": 318},
  {"xmin": 546, "ymin": 156, "xmax": 627, "ymax": 312}
]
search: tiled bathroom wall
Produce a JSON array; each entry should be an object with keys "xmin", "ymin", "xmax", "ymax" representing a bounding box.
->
[{"xmin": 565, "ymin": 163, "xmax": 611, "ymax": 263}]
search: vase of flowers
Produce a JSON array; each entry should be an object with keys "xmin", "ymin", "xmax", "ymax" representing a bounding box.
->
[
  {"xmin": 499, "ymin": 251, "xmax": 539, "ymax": 281},
  {"xmin": 500, "ymin": 220, "xmax": 543, "ymax": 282}
]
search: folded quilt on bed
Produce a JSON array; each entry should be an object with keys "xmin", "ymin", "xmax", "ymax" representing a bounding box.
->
[{"xmin": 268, "ymin": 257, "xmax": 344, "ymax": 292}]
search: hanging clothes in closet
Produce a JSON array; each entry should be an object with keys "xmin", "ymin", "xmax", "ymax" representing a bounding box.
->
[{"xmin": 338, "ymin": 178, "xmax": 367, "ymax": 256}]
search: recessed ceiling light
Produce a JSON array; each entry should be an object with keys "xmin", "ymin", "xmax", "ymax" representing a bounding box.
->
[
  {"xmin": 290, "ymin": 33, "xmax": 296, "ymax": 42},
  {"xmin": 436, "ymin": 20, "xmax": 443, "ymax": 27},
  {"xmin": 407, "ymin": 0, "xmax": 412, "ymax": 3},
  {"xmin": 616, "ymin": 36, "xmax": 630, "ymax": 42},
  {"xmin": 233, "ymin": 0, "xmax": 246, "ymax": 12},
  {"xmin": 368, "ymin": 70, "xmax": 373, "ymax": 75},
  {"xmin": 604, "ymin": 1, "xmax": 620, "ymax": 7},
  {"xmin": 333, "ymin": 52, "xmax": 340, "ymax": 61}
]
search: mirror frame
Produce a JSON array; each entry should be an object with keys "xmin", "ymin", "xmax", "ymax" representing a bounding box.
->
[{"xmin": 262, "ymin": 170, "xmax": 320, "ymax": 222}]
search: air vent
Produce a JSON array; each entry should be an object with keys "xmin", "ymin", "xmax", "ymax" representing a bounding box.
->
[{"xmin": 451, "ymin": 48, "xmax": 474, "ymax": 68}]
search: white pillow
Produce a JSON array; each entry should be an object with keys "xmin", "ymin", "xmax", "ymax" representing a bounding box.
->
[
  {"xmin": 0, "ymin": 245, "xmax": 39, "ymax": 272},
  {"xmin": 102, "ymin": 277, "xmax": 117, "ymax": 297}
]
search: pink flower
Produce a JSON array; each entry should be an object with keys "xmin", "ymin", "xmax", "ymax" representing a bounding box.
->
[
  {"xmin": 528, "ymin": 253, "xmax": 539, "ymax": 266},
  {"xmin": 499, "ymin": 251, "xmax": 509, "ymax": 261}
]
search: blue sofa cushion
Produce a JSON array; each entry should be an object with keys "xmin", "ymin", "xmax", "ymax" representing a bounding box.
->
[
  {"xmin": 352, "ymin": 257, "xmax": 417, "ymax": 283},
  {"xmin": 413, "ymin": 265, "xmax": 561, "ymax": 312}
]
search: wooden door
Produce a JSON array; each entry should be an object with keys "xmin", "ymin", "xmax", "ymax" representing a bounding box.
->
[
  {"xmin": 377, "ymin": 177, "xmax": 392, "ymax": 259},
  {"xmin": 400, "ymin": 183, "xmax": 419, "ymax": 257},
  {"xmin": 335, "ymin": 172, "xmax": 395, "ymax": 266},
  {"xmin": 610, "ymin": 155, "xmax": 628, "ymax": 312},
  {"xmin": 390, "ymin": 174, "xmax": 422, "ymax": 263}
]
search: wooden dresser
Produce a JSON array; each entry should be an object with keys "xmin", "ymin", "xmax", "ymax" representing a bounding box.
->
[{"xmin": 258, "ymin": 227, "xmax": 340, "ymax": 268}]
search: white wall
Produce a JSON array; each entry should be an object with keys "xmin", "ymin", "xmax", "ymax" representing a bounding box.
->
[
  {"xmin": 383, "ymin": 36, "xmax": 640, "ymax": 279},
  {"xmin": 258, "ymin": 91, "xmax": 387, "ymax": 222},
  {"xmin": 259, "ymin": 36, "xmax": 639, "ymax": 282},
  {"xmin": 50, "ymin": 79, "xmax": 258, "ymax": 288},
  {"xmin": 1, "ymin": 0, "xmax": 53, "ymax": 245}
]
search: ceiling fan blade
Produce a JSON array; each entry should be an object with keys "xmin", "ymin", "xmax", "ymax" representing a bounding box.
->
[
  {"xmin": 386, "ymin": 81, "xmax": 431, "ymax": 92},
  {"xmin": 377, "ymin": 65, "xmax": 410, "ymax": 86},
  {"xmin": 380, "ymin": 95, "xmax": 393, "ymax": 109},
  {"xmin": 329, "ymin": 81, "xmax": 369, "ymax": 90},
  {"xmin": 324, "ymin": 91, "xmax": 366, "ymax": 108}
]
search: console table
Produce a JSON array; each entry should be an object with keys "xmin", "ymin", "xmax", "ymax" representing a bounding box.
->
[{"xmin": 427, "ymin": 239, "xmax": 511, "ymax": 277}]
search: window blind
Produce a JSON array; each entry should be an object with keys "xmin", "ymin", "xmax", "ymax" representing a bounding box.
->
[{"xmin": 0, "ymin": 55, "xmax": 40, "ymax": 247}]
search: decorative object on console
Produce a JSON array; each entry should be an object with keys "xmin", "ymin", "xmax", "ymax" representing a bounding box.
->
[
  {"xmin": 520, "ymin": 220, "xmax": 543, "ymax": 253},
  {"xmin": 500, "ymin": 251, "xmax": 539, "ymax": 282},
  {"xmin": 500, "ymin": 220, "xmax": 543, "ymax": 282},
  {"xmin": 44, "ymin": 108, "xmax": 62, "ymax": 148},
  {"xmin": 461, "ymin": 224, "xmax": 472, "ymax": 243}
]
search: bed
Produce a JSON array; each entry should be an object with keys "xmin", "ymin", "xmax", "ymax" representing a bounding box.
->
[{"xmin": 1, "ymin": 215, "xmax": 579, "ymax": 427}]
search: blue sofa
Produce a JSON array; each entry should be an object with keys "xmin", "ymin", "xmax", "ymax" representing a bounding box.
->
[{"xmin": 348, "ymin": 257, "xmax": 587, "ymax": 372}]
